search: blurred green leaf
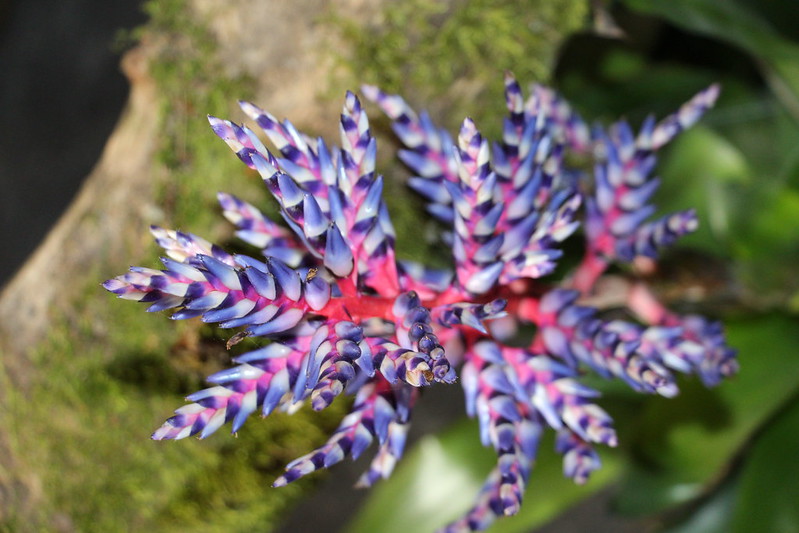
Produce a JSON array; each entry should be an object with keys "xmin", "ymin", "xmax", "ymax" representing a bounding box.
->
[
  {"xmin": 348, "ymin": 419, "xmax": 621, "ymax": 533},
  {"xmin": 664, "ymin": 396, "xmax": 799, "ymax": 533},
  {"xmin": 656, "ymin": 125, "xmax": 750, "ymax": 253},
  {"xmin": 347, "ymin": 419, "xmax": 493, "ymax": 533},
  {"xmin": 731, "ymin": 396, "xmax": 799, "ymax": 533},
  {"xmin": 661, "ymin": 480, "xmax": 737, "ymax": 533},
  {"xmin": 617, "ymin": 313, "xmax": 799, "ymax": 514},
  {"xmin": 622, "ymin": 0, "xmax": 799, "ymax": 119},
  {"xmin": 560, "ymin": 49, "xmax": 720, "ymax": 123},
  {"xmin": 560, "ymin": 7, "xmax": 799, "ymax": 302},
  {"xmin": 734, "ymin": 188, "xmax": 799, "ymax": 295},
  {"xmin": 653, "ymin": 95, "xmax": 799, "ymax": 299}
]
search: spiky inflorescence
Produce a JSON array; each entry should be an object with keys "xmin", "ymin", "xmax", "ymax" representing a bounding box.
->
[{"xmin": 105, "ymin": 73, "xmax": 737, "ymax": 532}]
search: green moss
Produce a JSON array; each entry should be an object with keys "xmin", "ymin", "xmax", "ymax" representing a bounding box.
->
[
  {"xmin": 137, "ymin": 0, "xmax": 268, "ymax": 236},
  {"xmin": 4, "ymin": 287, "xmax": 344, "ymax": 531},
  {"xmin": 335, "ymin": 0, "xmax": 588, "ymax": 136}
]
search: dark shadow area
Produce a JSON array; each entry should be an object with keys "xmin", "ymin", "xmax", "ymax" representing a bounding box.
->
[
  {"xmin": 0, "ymin": 0, "xmax": 146, "ymax": 285},
  {"xmin": 106, "ymin": 350, "xmax": 196, "ymax": 395}
]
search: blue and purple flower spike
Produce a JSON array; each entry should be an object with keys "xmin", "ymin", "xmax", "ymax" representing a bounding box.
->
[{"xmin": 105, "ymin": 72, "xmax": 737, "ymax": 531}]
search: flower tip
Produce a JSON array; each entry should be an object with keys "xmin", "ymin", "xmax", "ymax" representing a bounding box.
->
[
  {"xmin": 251, "ymin": 150, "xmax": 279, "ymax": 179},
  {"xmin": 503, "ymin": 502, "xmax": 520, "ymax": 516},
  {"xmin": 489, "ymin": 298, "xmax": 508, "ymax": 314},
  {"xmin": 460, "ymin": 117, "xmax": 477, "ymax": 134},
  {"xmin": 151, "ymin": 427, "xmax": 171, "ymax": 441},
  {"xmin": 464, "ymin": 261, "xmax": 504, "ymax": 295},
  {"xmin": 272, "ymin": 477, "xmax": 288, "ymax": 488},
  {"xmin": 148, "ymin": 224, "xmax": 165, "ymax": 236},
  {"xmin": 323, "ymin": 224, "xmax": 355, "ymax": 277},
  {"xmin": 102, "ymin": 278, "xmax": 123, "ymax": 292},
  {"xmin": 344, "ymin": 90, "xmax": 361, "ymax": 112},
  {"xmin": 721, "ymin": 359, "xmax": 740, "ymax": 377},
  {"xmin": 706, "ymin": 82, "xmax": 722, "ymax": 102},
  {"xmin": 360, "ymin": 84, "xmax": 378, "ymax": 100},
  {"xmin": 685, "ymin": 214, "xmax": 699, "ymax": 233},
  {"xmin": 657, "ymin": 382, "xmax": 679, "ymax": 398},
  {"xmin": 463, "ymin": 316, "xmax": 487, "ymax": 334}
]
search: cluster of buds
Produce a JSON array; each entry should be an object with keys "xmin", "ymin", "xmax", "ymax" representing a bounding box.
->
[{"xmin": 105, "ymin": 72, "xmax": 737, "ymax": 531}]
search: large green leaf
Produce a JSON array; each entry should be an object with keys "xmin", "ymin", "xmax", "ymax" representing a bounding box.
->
[
  {"xmin": 730, "ymin": 396, "xmax": 799, "ymax": 533},
  {"xmin": 348, "ymin": 418, "xmax": 621, "ymax": 533},
  {"xmin": 664, "ymin": 396, "xmax": 799, "ymax": 533},
  {"xmin": 661, "ymin": 479, "xmax": 738, "ymax": 533}
]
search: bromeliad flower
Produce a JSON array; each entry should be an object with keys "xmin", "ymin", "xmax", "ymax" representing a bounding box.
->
[{"xmin": 105, "ymin": 72, "xmax": 737, "ymax": 531}]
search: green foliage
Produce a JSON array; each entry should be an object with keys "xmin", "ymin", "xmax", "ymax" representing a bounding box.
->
[
  {"xmin": 656, "ymin": 126, "xmax": 750, "ymax": 255},
  {"xmin": 623, "ymin": 0, "xmax": 799, "ymax": 119},
  {"xmin": 560, "ymin": 18, "xmax": 799, "ymax": 305},
  {"xmin": 561, "ymin": 2, "xmax": 799, "ymax": 531},
  {"xmin": 614, "ymin": 0, "xmax": 799, "ymax": 301},
  {"xmin": 729, "ymin": 397, "xmax": 799, "ymax": 533},
  {"xmin": 663, "ymin": 392, "xmax": 799, "ymax": 533}
]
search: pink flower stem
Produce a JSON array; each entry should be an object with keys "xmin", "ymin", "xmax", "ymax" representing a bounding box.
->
[
  {"xmin": 571, "ymin": 250, "xmax": 609, "ymax": 294},
  {"xmin": 626, "ymin": 281, "xmax": 671, "ymax": 325}
]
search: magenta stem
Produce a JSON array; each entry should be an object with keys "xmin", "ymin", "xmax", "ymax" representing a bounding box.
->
[{"xmin": 571, "ymin": 251, "xmax": 609, "ymax": 294}]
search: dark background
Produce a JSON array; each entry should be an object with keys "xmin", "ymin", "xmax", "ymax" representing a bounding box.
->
[{"xmin": 0, "ymin": 0, "xmax": 146, "ymax": 284}]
